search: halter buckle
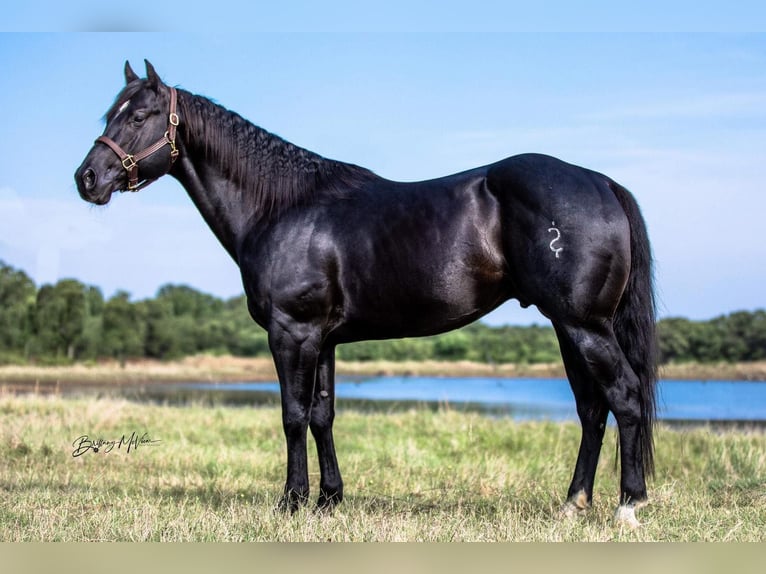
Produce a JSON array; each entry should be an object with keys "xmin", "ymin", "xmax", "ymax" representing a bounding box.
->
[
  {"xmin": 165, "ymin": 132, "xmax": 179, "ymax": 161},
  {"xmin": 169, "ymin": 112, "xmax": 180, "ymax": 127},
  {"xmin": 122, "ymin": 155, "xmax": 137, "ymax": 170}
]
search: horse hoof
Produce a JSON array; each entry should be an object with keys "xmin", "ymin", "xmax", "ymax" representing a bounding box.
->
[
  {"xmin": 277, "ymin": 491, "xmax": 309, "ymax": 514},
  {"xmin": 613, "ymin": 503, "xmax": 646, "ymax": 529},
  {"xmin": 316, "ymin": 493, "xmax": 342, "ymax": 513},
  {"xmin": 275, "ymin": 497, "xmax": 297, "ymax": 514},
  {"xmin": 559, "ymin": 491, "xmax": 590, "ymax": 519},
  {"xmin": 559, "ymin": 501, "xmax": 588, "ymax": 519}
]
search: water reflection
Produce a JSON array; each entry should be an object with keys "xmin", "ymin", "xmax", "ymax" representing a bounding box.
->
[{"xmin": 26, "ymin": 376, "xmax": 766, "ymax": 424}]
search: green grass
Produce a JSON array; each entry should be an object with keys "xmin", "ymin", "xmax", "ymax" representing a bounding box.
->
[{"xmin": 1, "ymin": 394, "xmax": 765, "ymax": 541}]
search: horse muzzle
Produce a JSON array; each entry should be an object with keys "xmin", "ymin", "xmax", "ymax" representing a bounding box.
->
[{"xmin": 75, "ymin": 161, "xmax": 118, "ymax": 205}]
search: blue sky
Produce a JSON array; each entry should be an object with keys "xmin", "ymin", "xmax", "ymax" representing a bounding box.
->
[
  {"xmin": 0, "ymin": 31, "xmax": 765, "ymax": 325},
  {"xmin": 3, "ymin": 2, "xmax": 766, "ymax": 33}
]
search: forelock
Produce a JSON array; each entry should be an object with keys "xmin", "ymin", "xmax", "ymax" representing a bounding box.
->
[{"xmin": 103, "ymin": 81, "xmax": 147, "ymax": 123}]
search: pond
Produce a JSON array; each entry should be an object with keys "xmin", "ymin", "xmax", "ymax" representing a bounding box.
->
[{"xmin": 79, "ymin": 376, "xmax": 766, "ymax": 424}]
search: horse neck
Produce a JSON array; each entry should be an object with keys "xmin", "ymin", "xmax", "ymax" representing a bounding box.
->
[
  {"xmin": 169, "ymin": 89, "xmax": 374, "ymax": 263},
  {"xmin": 169, "ymin": 149, "xmax": 247, "ymax": 263}
]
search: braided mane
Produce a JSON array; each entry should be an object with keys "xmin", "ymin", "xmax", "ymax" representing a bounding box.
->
[{"xmin": 177, "ymin": 89, "xmax": 376, "ymax": 218}]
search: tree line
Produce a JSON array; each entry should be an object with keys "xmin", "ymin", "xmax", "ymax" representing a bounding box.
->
[{"xmin": 1, "ymin": 260, "xmax": 764, "ymax": 365}]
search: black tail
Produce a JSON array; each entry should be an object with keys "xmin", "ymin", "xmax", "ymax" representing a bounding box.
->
[{"xmin": 609, "ymin": 181, "xmax": 658, "ymax": 478}]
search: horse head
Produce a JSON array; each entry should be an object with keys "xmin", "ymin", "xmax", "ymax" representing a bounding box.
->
[{"xmin": 75, "ymin": 60, "xmax": 179, "ymax": 205}]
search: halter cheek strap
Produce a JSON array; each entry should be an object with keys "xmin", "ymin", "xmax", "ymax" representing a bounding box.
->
[{"xmin": 96, "ymin": 86, "xmax": 180, "ymax": 191}]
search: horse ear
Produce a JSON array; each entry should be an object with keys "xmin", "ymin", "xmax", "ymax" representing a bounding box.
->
[
  {"xmin": 124, "ymin": 61, "xmax": 139, "ymax": 84},
  {"xmin": 144, "ymin": 59, "xmax": 162, "ymax": 90}
]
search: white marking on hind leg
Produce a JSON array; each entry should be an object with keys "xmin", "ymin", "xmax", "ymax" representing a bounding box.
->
[{"xmin": 614, "ymin": 500, "xmax": 648, "ymax": 529}]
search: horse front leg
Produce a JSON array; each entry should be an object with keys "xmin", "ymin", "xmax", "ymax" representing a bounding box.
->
[
  {"xmin": 269, "ymin": 324, "xmax": 321, "ymax": 513},
  {"xmin": 310, "ymin": 345, "xmax": 343, "ymax": 509}
]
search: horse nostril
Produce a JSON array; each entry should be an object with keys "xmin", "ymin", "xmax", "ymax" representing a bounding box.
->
[{"xmin": 82, "ymin": 168, "xmax": 96, "ymax": 190}]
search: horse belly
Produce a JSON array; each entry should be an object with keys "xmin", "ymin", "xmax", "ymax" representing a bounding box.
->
[{"xmin": 339, "ymin": 227, "xmax": 508, "ymax": 339}]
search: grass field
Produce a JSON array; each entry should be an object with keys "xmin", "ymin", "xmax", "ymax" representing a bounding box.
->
[{"xmin": 1, "ymin": 393, "xmax": 765, "ymax": 541}]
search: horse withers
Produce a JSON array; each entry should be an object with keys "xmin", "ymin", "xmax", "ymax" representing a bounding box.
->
[{"xmin": 75, "ymin": 61, "xmax": 658, "ymax": 527}]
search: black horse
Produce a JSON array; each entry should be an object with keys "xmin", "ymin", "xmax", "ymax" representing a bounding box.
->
[{"xmin": 75, "ymin": 61, "xmax": 657, "ymax": 527}]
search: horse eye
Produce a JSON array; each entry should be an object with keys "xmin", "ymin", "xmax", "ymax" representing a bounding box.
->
[{"xmin": 132, "ymin": 113, "xmax": 146, "ymax": 125}]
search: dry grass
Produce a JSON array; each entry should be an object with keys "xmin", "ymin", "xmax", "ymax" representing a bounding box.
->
[
  {"xmin": 660, "ymin": 361, "xmax": 766, "ymax": 382},
  {"xmin": 0, "ymin": 355, "xmax": 279, "ymax": 388},
  {"xmin": 336, "ymin": 359, "xmax": 566, "ymax": 378}
]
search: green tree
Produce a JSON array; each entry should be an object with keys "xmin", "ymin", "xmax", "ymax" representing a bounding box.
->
[
  {"xmin": 143, "ymin": 284, "xmax": 231, "ymax": 357},
  {"xmin": 78, "ymin": 286, "xmax": 105, "ymax": 360},
  {"xmin": 101, "ymin": 291, "xmax": 146, "ymax": 362},
  {"xmin": 0, "ymin": 261, "xmax": 36, "ymax": 361},
  {"xmin": 142, "ymin": 297, "xmax": 181, "ymax": 359},
  {"xmin": 433, "ymin": 331, "xmax": 471, "ymax": 360},
  {"xmin": 32, "ymin": 279, "xmax": 88, "ymax": 360},
  {"xmin": 657, "ymin": 317, "xmax": 694, "ymax": 363},
  {"xmin": 156, "ymin": 284, "xmax": 223, "ymax": 319},
  {"xmin": 713, "ymin": 310, "xmax": 766, "ymax": 362},
  {"xmin": 744, "ymin": 310, "xmax": 766, "ymax": 361},
  {"xmin": 657, "ymin": 311, "xmax": 766, "ymax": 364},
  {"xmin": 218, "ymin": 295, "xmax": 270, "ymax": 356}
]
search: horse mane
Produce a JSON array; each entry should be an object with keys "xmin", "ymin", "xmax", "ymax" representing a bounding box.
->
[{"xmin": 176, "ymin": 88, "xmax": 377, "ymax": 218}]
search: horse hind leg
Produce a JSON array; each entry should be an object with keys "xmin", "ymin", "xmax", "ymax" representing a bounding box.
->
[
  {"xmin": 554, "ymin": 321, "xmax": 649, "ymax": 528},
  {"xmin": 555, "ymin": 323, "xmax": 610, "ymax": 519}
]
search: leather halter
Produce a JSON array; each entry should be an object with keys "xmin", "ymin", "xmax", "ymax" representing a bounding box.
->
[{"xmin": 96, "ymin": 86, "xmax": 180, "ymax": 191}]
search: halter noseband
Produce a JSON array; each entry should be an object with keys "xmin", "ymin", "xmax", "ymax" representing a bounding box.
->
[{"xmin": 96, "ymin": 86, "xmax": 180, "ymax": 191}]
